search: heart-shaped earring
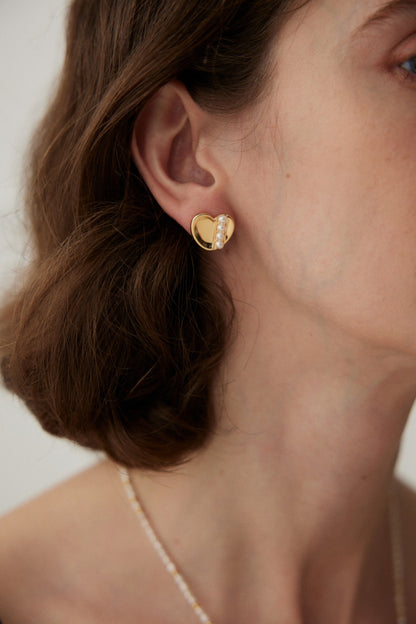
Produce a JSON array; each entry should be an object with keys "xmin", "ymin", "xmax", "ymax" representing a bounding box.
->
[{"xmin": 191, "ymin": 214, "xmax": 235, "ymax": 251}]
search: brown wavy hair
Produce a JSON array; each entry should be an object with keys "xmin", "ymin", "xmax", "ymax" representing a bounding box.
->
[{"xmin": 0, "ymin": 0, "xmax": 307, "ymax": 470}]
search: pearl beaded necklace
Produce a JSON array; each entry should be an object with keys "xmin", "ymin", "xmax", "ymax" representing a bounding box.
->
[
  {"xmin": 118, "ymin": 466, "xmax": 407, "ymax": 624},
  {"xmin": 118, "ymin": 466, "xmax": 212, "ymax": 623}
]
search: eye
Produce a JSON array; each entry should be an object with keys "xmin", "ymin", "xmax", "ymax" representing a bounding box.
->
[{"xmin": 398, "ymin": 56, "xmax": 416, "ymax": 81}]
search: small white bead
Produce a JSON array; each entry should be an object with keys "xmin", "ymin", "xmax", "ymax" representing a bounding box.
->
[
  {"xmin": 215, "ymin": 241, "xmax": 224, "ymax": 249},
  {"xmin": 216, "ymin": 233, "xmax": 224, "ymax": 242},
  {"xmin": 218, "ymin": 214, "xmax": 227, "ymax": 224},
  {"xmin": 177, "ymin": 577, "xmax": 188, "ymax": 591},
  {"xmin": 183, "ymin": 590, "xmax": 194, "ymax": 604},
  {"xmin": 160, "ymin": 552, "xmax": 170, "ymax": 566},
  {"xmin": 217, "ymin": 222, "xmax": 226, "ymax": 232}
]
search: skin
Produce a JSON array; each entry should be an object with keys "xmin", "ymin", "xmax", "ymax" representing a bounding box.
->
[{"xmin": 3, "ymin": 0, "xmax": 416, "ymax": 622}]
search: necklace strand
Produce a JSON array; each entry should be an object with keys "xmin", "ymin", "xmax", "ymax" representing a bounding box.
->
[
  {"xmin": 118, "ymin": 465, "xmax": 406, "ymax": 624},
  {"xmin": 118, "ymin": 466, "xmax": 213, "ymax": 623}
]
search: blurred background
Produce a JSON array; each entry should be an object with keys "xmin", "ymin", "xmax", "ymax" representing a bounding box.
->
[
  {"xmin": 1, "ymin": 0, "xmax": 416, "ymax": 517},
  {"xmin": 0, "ymin": 0, "xmax": 98, "ymax": 516}
]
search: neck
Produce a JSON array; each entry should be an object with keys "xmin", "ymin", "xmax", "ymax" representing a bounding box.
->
[{"xmin": 130, "ymin": 290, "xmax": 416, "ymax": 624}]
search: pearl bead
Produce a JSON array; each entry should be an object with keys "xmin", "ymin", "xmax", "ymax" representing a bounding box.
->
[
  {"xmin": 218, "ymin": 214, "xmax": 227, "ymax": 224},
  {"xmin": 215, "ymin": 241, "xmax": 224, "ymax": 249},
  {"xmin": 177, "ymin": 578, "xmax": 188, "ymax": 591}
]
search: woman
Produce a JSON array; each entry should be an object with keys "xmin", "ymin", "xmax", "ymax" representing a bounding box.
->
[{"xmin": 1, "ymin": 0, "xmax": 416, "ymax": 621}]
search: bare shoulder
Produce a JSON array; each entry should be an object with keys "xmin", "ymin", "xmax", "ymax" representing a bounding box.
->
[
  {"xmin": 0, "ymin": 459, "xmax": 126, "ymax": 622},
  {"xmin": 0, "ymin": 459, "xmax": 187, "ymax": 623}
]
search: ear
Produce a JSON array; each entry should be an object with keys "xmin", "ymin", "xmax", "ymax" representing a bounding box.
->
[{"xmin": 131, "ymin": 81, "xmax": 229, "ymax": 233}]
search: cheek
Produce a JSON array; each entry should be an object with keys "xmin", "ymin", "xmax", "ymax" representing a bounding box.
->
[{"xmin": 263, "ymin": 88, "xmax": 416, "ymax": 348}]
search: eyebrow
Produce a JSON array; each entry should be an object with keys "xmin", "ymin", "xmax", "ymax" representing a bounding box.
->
[{"xmin": 351, "ymin": 0, "xmax": 416, "ymax": 41}]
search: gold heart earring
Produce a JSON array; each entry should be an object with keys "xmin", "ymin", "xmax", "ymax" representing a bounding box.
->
[{"xmin": 191, "ymin": 214, "xmax": 235, "ymax": 251}]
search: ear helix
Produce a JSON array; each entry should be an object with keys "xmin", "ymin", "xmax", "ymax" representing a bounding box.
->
[{"xmin": 191, "ymin": 214, "xmax": 235, "ymax": 251}]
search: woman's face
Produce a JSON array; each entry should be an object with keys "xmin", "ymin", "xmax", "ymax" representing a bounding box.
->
[{"xmin": 225, "ymin": 0, "xmax": 416, "ymax": 355}]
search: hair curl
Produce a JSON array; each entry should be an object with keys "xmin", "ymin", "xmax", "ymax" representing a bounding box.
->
[{"xmin": 1, "ymin": 0, "xmax": 307, "ymax": 470}]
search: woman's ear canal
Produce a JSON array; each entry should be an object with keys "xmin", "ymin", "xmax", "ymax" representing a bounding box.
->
[
  {"xmin": 168, "ymin": 119, "xmax": 214, "ymax": 186},
  {"xmin": 130, "ymin": 82, "xmax": 214, "ymax": 214}
]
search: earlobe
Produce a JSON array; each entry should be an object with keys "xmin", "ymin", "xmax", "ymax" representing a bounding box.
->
[{"xmin": 130, "ymin": 81, "xmax": 227, "ymax": 233}]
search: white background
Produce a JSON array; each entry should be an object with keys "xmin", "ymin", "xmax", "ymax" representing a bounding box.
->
[{"xmin": 1, "ymin": 1, "xmax": 416, "ymax": 517}]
